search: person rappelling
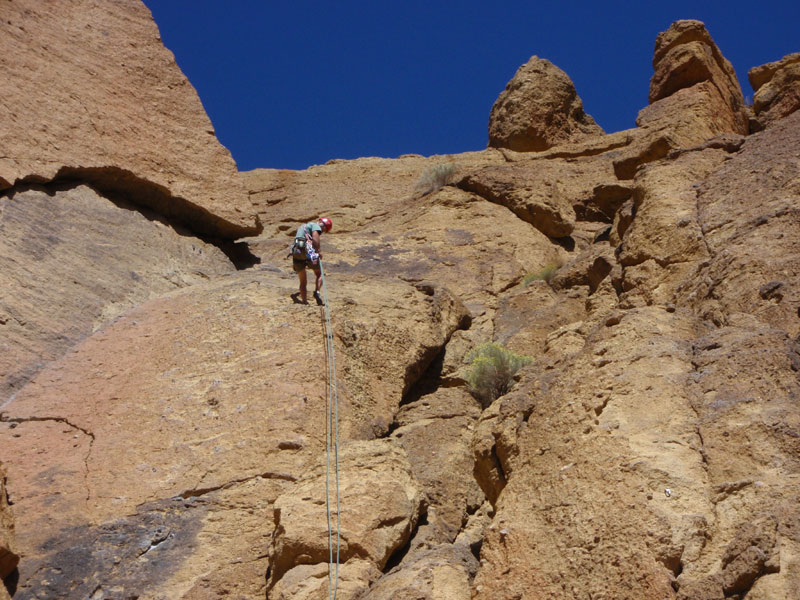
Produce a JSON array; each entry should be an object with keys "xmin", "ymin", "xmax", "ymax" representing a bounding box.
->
[{"xmin": 290, "ymin": 217, "xmax": 333, "ymax": 305}]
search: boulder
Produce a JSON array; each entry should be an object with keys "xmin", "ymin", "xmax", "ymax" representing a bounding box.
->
[
  {"xmin": 269, "ymin": 559, "xmax": 380, "ymax": 600},
  {"xmin": 458, "ymin": 152, "xmax": 627, "ymax": 238},
  {"xmin": 649, "ymin": 20, "xmax": 748, "ymax": 134},
  {"xmin": 488, "ymin": 57, "xmax": 604, "ymax": 152},
  {"xmin": 364, "ymin": 544, "xmax": 479, "ymax": 600},
  {"xmin": 459, "ymin": 169, "xmax": 576, "ymax": 238},
  {"xmin": 0, "ymin": 0, "xmax": 259, "ymax": 238},
  {"xmin": 266, "ymin": 440, "xmax": 424, "ymax": 592},
  {"xmin": 749, "ymin": 52, "xmax": 800, "ymax": 128}
]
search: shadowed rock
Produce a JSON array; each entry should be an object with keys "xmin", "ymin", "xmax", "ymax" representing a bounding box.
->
[{"xmin": 749, "ymin": 52, "xmax": 800, "ymax": 129}]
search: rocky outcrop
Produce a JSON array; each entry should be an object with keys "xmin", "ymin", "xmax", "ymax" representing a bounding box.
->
[
  {"xmin": 472, "ymin": 95, "xmax": 800, "ymax": 600},
  {"xmin": 2, "ymin": 7, "xmax": 799, "ymax": 600},
  {"xmin": 488, "ymin": 57, "xmax": 604, "ymax": 152},
  {"xmin": 649, "ymin": 20, "xmax": 748, "ymax": 134},
  {"xmin": 0, "ymin": 0, "xmax": 259, "ymax": 238},
  {"xmin": 749, "ymin": 53, "xmax": 800, "ymax": 129},
  {"xmin": 609, "ymin": 21, "xmax": 749, "ymax": 180}
]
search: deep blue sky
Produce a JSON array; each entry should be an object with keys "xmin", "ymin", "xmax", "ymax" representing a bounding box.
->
[{"xmin": 143, "ymin": 1, "xmax": 799, "ymax": 171}]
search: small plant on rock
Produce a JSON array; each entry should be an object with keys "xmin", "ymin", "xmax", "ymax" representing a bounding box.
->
[
  {"xmin": 414, "ymin": 162, "xmax": 455, "ymax": 196},
  {"xmin": 465, "ymin": 342, "xmax": 531, "ymax": 408},
  {"xmin": 522, "ymin": 262, "xmax": 560, "ymax": 287}
]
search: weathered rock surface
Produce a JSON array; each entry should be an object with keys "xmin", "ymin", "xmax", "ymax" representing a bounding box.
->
[
  {"xmin": 0, "ymin": 268, "xmax": 468, "ymax": 598},
  {"xmin": 243, "ymin": 160, "xmax": 566, "ymax": 335},
  {"xmin": 472, "ymin": 89, "xmax": 800, "ymax": 600},
  {"xmin": 749, "ymin": 52, "xmax": 800, "ymax": 128},
  {"xmin": 649, "ymin": 20, "xmax": 748, "ymax": 134},
  {"xmin": 392, "ymin": 386, "xmax": 484, "ymax": 546},
  {"xmin": 365, "ymin": 544, "xmax": 479, "ymax": 600},
  {"xmin": 0, "ymin": 0, "xmax": 259, "ymax": 237},
  {"xmin": 488, "ymin": 57, "xmax": 604, "ymax": 152},
  {"xmin": 675, "ymin": 110, "xmax": 800, "ymax": 336},
  {"xmin": 0, "ymin": 462, "xmax": 17, "ymax": 597},
  {"xmin": 458, "ymin": 151, "xmax": 635, "ymax": 238},
  {"xmin": 267, "ymin": 440, "xmax": 424, "ymax": 592},
  {"xmin": 0, "ymin": 184, "xmax": 236, "ymax": 403},
  {"xmin": 3, "ymin": 7, "xmax": 800, "ymax": 600}
]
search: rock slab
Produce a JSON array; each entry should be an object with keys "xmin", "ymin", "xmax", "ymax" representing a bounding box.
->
[{"xmin": 0, "ymin": 0, "xmax": 259, "ymax": 237}]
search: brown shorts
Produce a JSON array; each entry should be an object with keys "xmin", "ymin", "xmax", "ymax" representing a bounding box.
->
[{"xmin": 293, "ymin": 257, "xmax": 320, "ymax": 273}]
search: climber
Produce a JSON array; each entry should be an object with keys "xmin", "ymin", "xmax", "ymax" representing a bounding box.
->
[{"xmin": 290, "ymin": 217, "xmax": 332, "ymax": 305}]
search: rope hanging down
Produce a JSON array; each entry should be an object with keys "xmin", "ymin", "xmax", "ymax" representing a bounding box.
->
[{"xmin": 319, "ymin": 261, "xmax": 341, "ymax": 600}]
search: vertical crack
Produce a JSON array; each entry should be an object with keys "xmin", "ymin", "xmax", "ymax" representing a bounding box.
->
[{"xmin": 0, "ymin": 415, "xmax": 95, "ymax": 503}]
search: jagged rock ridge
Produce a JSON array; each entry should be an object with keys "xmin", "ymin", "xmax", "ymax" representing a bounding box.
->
[{"xmin": 1, "ymin": 7, "xmax": 799, "ymax": 600}]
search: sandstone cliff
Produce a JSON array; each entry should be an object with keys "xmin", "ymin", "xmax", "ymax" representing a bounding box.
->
[{"xmin": 1, "ymin": 8, "xmax": 799, "ymax": 600}]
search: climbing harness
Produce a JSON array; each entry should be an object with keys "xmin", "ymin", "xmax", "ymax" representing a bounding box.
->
[{"xmin": 320, "ymin": 261, "xmax": 341, "ymax": 600}]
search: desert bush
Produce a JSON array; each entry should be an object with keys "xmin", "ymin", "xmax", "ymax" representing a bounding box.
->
[
  {"xmin": 522, "ymin": 262, "xmax": 560, "ymax": 286},
  {"xmin": 414, "ymin": 162, "xmax": 455, "ymax": 196},
  {"xmin": 465, "ymin": 342, "xmax": 531, "ymax": 407}
]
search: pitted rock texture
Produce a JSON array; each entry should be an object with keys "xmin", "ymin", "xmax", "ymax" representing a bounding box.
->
[
  {"xmin": 749, "ymin": 52, "xmax": 800, "ymax": 128},
  {"xmin": 649, "ymin": 20, "xmax": 748, "ymax": 135},
  {"xmin": 0, "ymin": 0, "xmax": 259, "ymax": 238},
  {"xmin": 488, "ymin": 57, "xmax": 604, "ymax": 152},
  {"xmin": 243, "ymin": 157, "xmax": 568, "ymax": 335},
  {"xmin": 266, "ymin": 440, "xmax": 424, "ymax": 593},
  {"xmin": 471, "ymin": 102, "xmax": 800, "ymax": 600},
  {"xmin": 0, "ymin": 184, "xmax": 236, "ymax": 403}
]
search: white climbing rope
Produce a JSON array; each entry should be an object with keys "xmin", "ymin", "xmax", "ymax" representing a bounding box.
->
[{"xmin": 319, "ymin": 261, "xmax": 341, "ymax": 600}]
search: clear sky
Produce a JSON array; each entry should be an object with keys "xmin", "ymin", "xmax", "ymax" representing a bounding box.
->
[{"xmin": 143, "ymin": 1, "xmax": 799, "ymax": 171}]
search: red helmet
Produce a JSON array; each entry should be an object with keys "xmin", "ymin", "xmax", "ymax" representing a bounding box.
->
[{"xmin": 320, "ymin": 217, "xmax": 332, "ymax": 232}]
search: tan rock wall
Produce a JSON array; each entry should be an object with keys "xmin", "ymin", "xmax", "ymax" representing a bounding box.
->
[
  {"xmin": 0, "ymin": 184, "xmax": 236, "ymax": 403},
  {"xmin": 0, "ymin": 0, "xmax": 259, "ymax": 238},
  {"xmin": 749, "ymin": 52, "xmax": 800, "ymax": 128},
  {"xmin": 649, "ymin": 20, "xmax": 748, "ymax": 134},
  {"xmin": 0, "ymin": 268, "xmax": 469, "ymax": 598}
]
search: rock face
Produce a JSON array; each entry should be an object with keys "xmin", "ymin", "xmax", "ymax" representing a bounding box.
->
[
  {"xmin": 649, "ymin": 20, "xmax": 748, "ymax": 134},
  {"xmin": 2, "ymin": 9, "xmax": 800, "ymax": 600},
  {"xmin": 488, "ymin": 57, "xmax": 604, "ymax": 152},
  {"xmin": 267, "ymin": 440, "xmax": 424, "ymax": 595},
  {"xmin": 0, "ymin": 462, "xmax": 18, "ymax": 599},
  {"xmin": 0, "ymin": 0, "xmax": 259, "ymax": 238},
  {"xmin": 0, "ymin": 268, "xmax": 468, "ymax": 598},
  {"xmin": 749, "ymin": 52, "xmax": 800, "ymax": 128},
  {"xmin": 0, "ymin": 184, "xmax": 236, "ymax": 403}
]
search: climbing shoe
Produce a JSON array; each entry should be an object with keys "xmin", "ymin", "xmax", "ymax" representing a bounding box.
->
[{"xmin": 313, "ymin": 291, "xmax": 323, "ymax": 306}]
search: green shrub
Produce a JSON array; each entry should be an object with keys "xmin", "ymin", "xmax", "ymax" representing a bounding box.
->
[
  {"xmin": 414, "ymin": 162, "xmax": 455, "ymax": 196},
  {"xmin": 465, "ymin": 342, "xmax": 531, "ymax": 407},
  {"xmin": 522, "ymin": 262, "xmax": 560, "ymax": 286}
]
